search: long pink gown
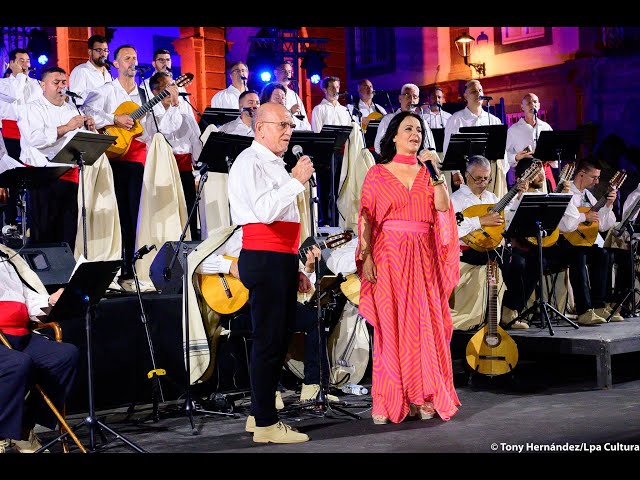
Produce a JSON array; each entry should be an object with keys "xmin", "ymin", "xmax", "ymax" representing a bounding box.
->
[{"xmin": 357, "ymin": 164, "xmax": 461, "ymax": 423}]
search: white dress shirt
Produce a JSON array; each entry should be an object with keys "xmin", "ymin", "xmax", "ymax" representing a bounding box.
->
[
  {"xmin": 0, "ymin": 73, "xmax": 43, "ymax": 121},
  {"xmin": 68, "ymin": 61, "xmax": 113, "ymax": 106},
  {"xmin": 218, "ymin": 117, "xmax": 254, "ymax": 137},
  {"xmin": 373, "ymin": 109, "xmax": 437, "ymax": 154},
  {"xmin": 0, "ymin": 260, "xmax": 49, "ymax": 320},
  {"xmin": 568, "ymin": 181, "xmax": 616, "ymax": 247},
  {"xmin": 347, "ymin": 100, "xmax": 387, "ymax": 120},
  {"xmin": 424, "ymin": 109, "xmax": 451, "ymax": 130},
  {"xmin": 284, "ymin": 87, "xmax": 308, "ymax": 117},
  {"xmin": 443, "ymin": 107, "xmax": 507, "ymax": 172},
  {"xmin": 83, "ymin": 79, "xmax": 147, "ymax": 131},
  {"xmin": 451, "ymin": 184, "xmax": 499, "ymax": 245},
  {"xmin": 326, "ymin": 237, "xmax": 357, "ymax": 275},
  {"xmin": 228, "ymin": 140, "xmax": 305, "ymax": 226},
  {"xmin": 504, "ymin": 190, "xmax": 580, "ymax": 233},
  {"xmin": 210, "ymin": 85, "xmax": 242, "ymax": 109},
  {"xmin": 623, "ymin": 183, "xmax": 640, "ymax": 223},
  {"xmin": 17, "ymin": 96, "xmax": 92, "ymax": 166},
  {"xmin": 141, "ymin": 76, "xmax": 193, "ymax": 119},
  {"xmin": 506, "ymin": 117, "xmax": 553, "ymax": 169},
  {"xmin": 311, "ymin": 98, "xmax": 353, "ymax": 133}
]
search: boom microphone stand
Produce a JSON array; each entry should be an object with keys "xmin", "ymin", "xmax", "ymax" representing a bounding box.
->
[{"xmin": 607, "ymin": 219, "xmax": 640, "ymax": 320}]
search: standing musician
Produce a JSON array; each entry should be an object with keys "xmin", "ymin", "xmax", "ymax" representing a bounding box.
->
[
  {"xmin": 311, "ymin": 76, "xmax": 352, "ymax": 133},
  {"xmin": 260, "ymin": 82, "xmax": 310, "ymax": 131},
  {"xmin": 141, "ymin": 48, "xmax": 193, "ymax": 118},
  {"xmin": 347, "ymin": 79, "xmax": 387, "ymax": 130},
  {"xmin": 228, "ymin": 102, "xmax": 314, "ymax": 443},
  {"xmin": 561, "ymin": 158, "xmax": 621, "ymax": 324},
  {"xmin": 218, "ymin": 89, "xmax": 260, "ymax": 136},
  {"xmin": 17, "ymin": 66, "xmax": 97, "ymax": 251},
  {"xmin": 273, "ymin": 61, "xmax": 309, "ymax": 126},
  {"xmin": 68, "ymin": 34, "xmax": 113, "ymax": 105},
  {"xmin": 424, "ymin": 86, "xmax": 451, "ymax": 130},
  {"xmin": 210, "ymin": 61, "xmax": 249, "ymax": 110}
]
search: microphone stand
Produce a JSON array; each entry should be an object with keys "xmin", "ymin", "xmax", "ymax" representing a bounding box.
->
[{"xmin": 183, "ymin": 96, "xmax": 209, "ymax": 128}]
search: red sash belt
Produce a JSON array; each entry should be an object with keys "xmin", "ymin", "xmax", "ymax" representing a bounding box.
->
[
  {"xmin": 120, "ymin": 139, "xmax": 147, "ymax": 165},
  {"xmin": 174, "ymin": 153, "xmax": 193, "ymax": 173},
  {"xmin": 242, "ymin": 221, "xmax": 300, "ymax": 255},
  {"xmin": 544, "ymin": 163, "xmax": 557, "ymax": 191},
  {"xmin": 460, "ymin": 245, "xmax": 471, "ymax": 252},
  {"xmin": 0, "ymin": 301, "xmax": 29, "ymax": 336},
  {"xmin": 59, "ymin": 167, "xmax": 79, "ymax": 184},
  {"xmin": 1, "ymin": 119, "xmax": 20, "ymax": 139}
]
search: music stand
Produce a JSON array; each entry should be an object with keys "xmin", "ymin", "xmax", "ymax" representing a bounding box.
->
[
  {"xmin": 607, "ymin": 214, "xmax": 640, "ymax": 320},
  {"xmin": 441, "ymin": 133, "xmax": 488, "ymax": 172},
  {"xmin": 320, "ymin": 126, "xmax": 352, "ymax": 227},
  {"xmin": 459, "ymin": 125, "xmax": 508, "ymax": 161},
  {"xmin": 431, "ymin": 128, "xmax": 445, "ymax": 153},
  {"xmin": 199, "ymin": 131, "xmax": 253, "ymax": 174},
  {"xmin": 364, "ymin": 120, "xmax": 380, "ymax": 150},
  {"xmin": 200, "ymin": 108, "xmax": 241, "ymax": 130},
  {"xmin": 533, "ymin": 130, "xmax": 581, "ymax": 164},
  {"xmin": 50, "ymin": 132, "xmax": 117, "ymax": 258},
  {"xmin": 45, "ymin": 260, "xmax": 147, "ymax": 453},
  {"xmin": 0, "ymin": 166, "xmax": 71, "ymax": 246},
  {"xmin": 504, "ymin": 193, "xmax": 578, "ymax": 336}
]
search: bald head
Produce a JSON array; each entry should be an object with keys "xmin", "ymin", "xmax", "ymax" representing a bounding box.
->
[
  {"xmin": 255, "ymin": 102, "xmax": 289, "ymax": 123},
  {"xmin": 254, "ymin": 102, "xmax": 294, "ymax": 156}
]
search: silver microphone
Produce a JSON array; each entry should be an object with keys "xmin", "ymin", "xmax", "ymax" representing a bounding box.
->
[{"xmin": 292, "ymin": 144, "xmax": 315, "ymax": 187}]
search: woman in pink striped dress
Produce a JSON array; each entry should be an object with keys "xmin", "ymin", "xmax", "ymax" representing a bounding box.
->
[{"xmin": 357, "ymin": 111, "xmax": 460, "ymax": 424}]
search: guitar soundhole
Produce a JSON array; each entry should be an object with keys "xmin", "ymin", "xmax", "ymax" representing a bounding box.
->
[{"xmin": 484, "ymin": 334, "xmax": 500, "ymax": 348}]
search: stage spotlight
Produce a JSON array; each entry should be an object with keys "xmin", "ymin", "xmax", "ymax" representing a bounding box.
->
[
  {"xmin": 301, "ymin": 50, "xmax": 327, "ymax": 83},
  {"xmin": 37, "ymin": 55, "xmax": 48, "ymax": 65},
  {"xmin": 260, "ymin": 71, "xmax": 272, "ymax": 82},
  {"xmin": 27, "ymin": 28, "xmax": 52, "ymax": 66}
]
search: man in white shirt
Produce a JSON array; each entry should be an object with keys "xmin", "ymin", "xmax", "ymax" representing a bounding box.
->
[
  {"xmin": 311, "ymin": 76, "xmax": 352, "ymax": 133},
  {"xmin": 18, "ymin": 66, "xmax": 97, "ymax": 251},
  {"xmin": 140, "ymin": 71, "xmax": 200, "ymax": 239},
  {"xmin": 218, "ymin": 90, "xmax": 260, "ymax": 136},
  {"xmin": 68, "ymin": 35, "xmax": 113, "ymax": 106},
  {"xmin": 373, "ymin": 83, "xmax": 436, "ymax": 154},
  {"xmin": 506, "ymin": 93, "xmax": 555, "ymax": 189},
  {"xmin": 228, "ymin": 102, "xmax": 314, "ymax": 443},
  {"xmin": 443, "ymin": 80, "xmax": 505, "ymax": 192},
  {"xmin": 140, "ymin": 48, "xmax": 193, "ymax": 119},
  {"xmin": 83, "ymin": 45, "xmax": 166, "ymax": 279},
  {"xmin": 210, "ymin": 61, "xmax": 249, "ymax": 109},
  {"xmin": 423, "ymin": 86, "xmax": 451, "ymax": 130},
  {"xmin": 273, "ymin": 61, "xmax": 309, "ymax": 125},
  {"xmin": 561, "ymin": 158, "xmax": 619, "ymax": 324},
  {"xmin": 0, "ymin": 48, "xmax": 43, "ymax": 228},
  {"xmin": 347, "ymin": 79, "xmax": 387, "ymax": 130}
]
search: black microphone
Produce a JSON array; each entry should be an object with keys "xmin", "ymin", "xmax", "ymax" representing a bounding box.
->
[
  {"xmin": 532, "ymin": 107, "xmax": 538, "ymax": 117},
  {"xmin": 104, "ymin": 59, "xmax": 114, "ymax": 68},
  {"xmin": 423, "ymin": 159, "xmax": 441, "ymax": 182},
  {"xmin": 479, "ymin": 95, "xmax": 493, "ymax": 101},
  {"xmin": 240, "ymin": 76, "xmax": 248, "ymax": 81},
  {"xmin": 292, "ymin": 144, "xmax": 315, "ymax": 187},
  {"xmin": 62, "ymin": 88, "xmax": 83, "ymax": 100},
  {"xmin": 27, "ymin": 67, "xmax": 37, "ymax": 72},
  {"xmin": 134, "ymin": 65, "xmax": 151, "ymax": 71},
  {"xmin": 337, "ymin": 92, "xmax": 352, "ymax": 97},
  {"xmin": 197, "ymin": 162, "xmax": 209, "ymax": 175},
  {"xmin": 166, "ymin": 66, "xmax": 172, "ymax": 72},
  {"xmin": 133, "ymin": 244, "xmax": 156, "ymax": 261},
  {"xmin": 178, "ymin": 92, "xmax": 192, "ymax": 97}
]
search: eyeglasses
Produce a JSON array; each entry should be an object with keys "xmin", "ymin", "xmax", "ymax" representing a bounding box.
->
[
  {"xmin": 231, "ymin": 68, "xmax": 248, "ymax": 74},
  {"xmin": 466, "ymin": 171, "xmax": 492, "ymax": 183},
  {"xmin": 92, "ymin": 48, "xmax": 109, "ymax": 54},
  {"xmin": 261, "ymin": 121, "xmax": 296, "ymax": 130},
  {"xmin": 401, "ymin": 93, "xmax": 420, "ymax": 100}
]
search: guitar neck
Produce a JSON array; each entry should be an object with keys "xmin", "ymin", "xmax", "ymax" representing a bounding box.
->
[
  {"xmin": 491, "ymin": 184, "xmax": 521, "ymax": 213},
  {"xmin": 130, "ymin": 89, "xmax": 171, "ymax": 120},
  {"xmin": 487, "ymin": 283, "xmax": 498, "ymax": 335}
]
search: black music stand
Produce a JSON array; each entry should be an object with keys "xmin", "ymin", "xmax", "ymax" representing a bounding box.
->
[
  {"xmin": 44, "ymin": 260, "xmax": 147, "ymax": 453},
  {"xmin": 533, "ymin": 130, "xmax": 581, "ymax": 164},
  {"xmin": 441, "ymin": 133, "xmax": 488, "ymax": 172},
  {"xmin": 320, "ymin": 126, "xmax": 352, "ymax": 227},
  {"xmin": 200, "ymin": 108, "xmax": 241, "ymax": 130},
  {"xmin": 50, "ymin": 132, "xmax": 117, "ymax": 258},
  {"xmin": 431, "ymin": 128, "xmax": 445, "ymax": 153},
  {"xmin": 0, "ymin": 166, "xmax": 71, "ymax": 246},
  {"xmin": 460, "ymin": 125, "xmax": 508, "ymax": 161},
  {"xmin": 364, "ymin": 120, "xmax": 381, "ymax": 150},
  {"xmin": 199, "ymin": 131, "xmax": 253, "ymax": 174},
  {"xmin": 607, "ymin": 220, "xmax": 640, "ymax": 321},
  {"xmin": 505, "ymin": 193, "xmax": 578, "ymax": 336}
]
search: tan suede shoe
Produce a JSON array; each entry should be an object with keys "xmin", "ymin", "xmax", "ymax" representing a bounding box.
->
[
  {"xmin": 253, "ymin": 421, "xmax": 309, "ymax": 443},
  {"xmin": 12, "ymin": 430, "xmax": 50, "ymax": 453},
  {"xmin": 300, "ymin": 383, "xmax": 339, "ymax": 403},
  {"xmin": 245, "ymin": 415, "xmax": 256, "ymax": 433}
]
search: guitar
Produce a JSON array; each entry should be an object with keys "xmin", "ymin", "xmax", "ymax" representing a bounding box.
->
[
  {"xmin": 100, "ymin": 73, "xmax": 194, "ymax": 159},
  {"xmin": 563, "ymin": 170, "xmax": 627, "ymax": 247},
  {"xmin": 466, "ymin": 260, "xmax": 519, "ymax": 376},
  {"xmin": 461, "ymin": 160, "xmax": 543, "ymax": 252},
  {"xmin": 526, "ymin": 162, "xmax": 576, "ymax": 247},
  {"xmin": 340, "ymin": 273, "xmax": 361, "ymax": 305}
]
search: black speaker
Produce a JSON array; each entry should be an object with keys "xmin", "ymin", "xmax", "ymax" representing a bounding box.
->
[
  {"xmin": 18, "ymin": 242, "xmax": 77, "ymax": 292},
  {"xmin": 149, "ymin": 241, "xmax": 201, "ymax": 294}
]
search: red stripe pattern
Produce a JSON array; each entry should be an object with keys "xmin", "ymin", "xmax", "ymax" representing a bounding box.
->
[{"xmin": 357, "ymin": 165, "xmax": 461, "ymax": 422}]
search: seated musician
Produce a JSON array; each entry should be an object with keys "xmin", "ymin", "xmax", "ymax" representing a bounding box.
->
[
  {"xmin": 561, "ymin": 158, "xmax": 621, "ymax": 324},
  {"xmin": 501, "ymin": 157, "xmax": 593, "ymax": 327},
  {"xmin": 0, "ymin": 245, "xmax": 79, "ymax": 454},
  {"xmin": 449, "ymin": 155, "xmax": 517, "ymax": 329},
  {"xmin": 196, "ymin": 227, "xmax": 339, "ymax": 407},
  {"xmin": 218, "ymin": 89, "xmax": 260, "ymax": 136}
]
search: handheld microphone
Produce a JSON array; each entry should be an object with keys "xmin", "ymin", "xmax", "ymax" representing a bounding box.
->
[
  {"xmin": 133, "ymin": 244, "xmax": 156, "ymax": 261},
  {"xmin": 61, "ymin": 88, "xmax": 83, "ymax": 100},
  {"xmin": 479, "ymin": 95, "xmax": 493, "ymax": 101},
  {"xmin": 178, "ymin": 92, "xmax": 192, "ymax": 97},
  {"xmin": 292, "ymin": 144, "xmax": 315, "ymax": 187},
  {"xmin": 423, "ymin": 159, "xmax": 441, "ymax": 183}
]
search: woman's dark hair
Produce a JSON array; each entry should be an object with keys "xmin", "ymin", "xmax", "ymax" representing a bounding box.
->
[
  {"xmin": 259, "ymin": 82, "xmax": 287, "ymax": 105},
  {"xmin": 379, "ymin": 111, "xmax": 426, "ymax": 164}
]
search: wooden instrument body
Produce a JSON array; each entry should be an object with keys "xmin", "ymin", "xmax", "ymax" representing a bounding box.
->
[
  {"xmin": 340, "ymin": 273, "xmax": 361, "ymax": 305},
  {"xmin": 562, "ymin": 206, "xmax": 599, "ymax": 247},
  {"xmin": 200, "ymin": 256, "xmax": 249, "ymax": 315},
  {"xmin": 362, "ymin": 111, "xmax": 384, "ymax": 131},
  {"xmin": 100, "ymin": 101, "xmax": 144, "ymax": 159},
  {"xmin": 460, "ymin": 204, "xmax": 505, "ymax": 252}
]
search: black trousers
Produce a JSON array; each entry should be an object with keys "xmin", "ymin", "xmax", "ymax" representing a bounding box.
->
[
  {"xmin": 561, "ymin": 240, "xmax": 611, "ymax": 315},
  {"xmin": 179, "ymin": 170, "xmax": 198, "ymax": 240},
  {"xmin": 109, "ymin": 161, "xmax": 144, "ymax": 277},
  {"xmin": 27, "ymin": 179, "xmax": 79, "ymax": 251},
  {"xmin": 238, "ymin": 249, "xmax": 298, "ymax": 427},
  {"xmin": 0, "ymin": 332, "xmax": 79, "ymax": 439}
]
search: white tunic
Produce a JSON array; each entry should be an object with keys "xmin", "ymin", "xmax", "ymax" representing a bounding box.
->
[
  {"xmin": 139, "ymin": 102, "xmax": 202, "ymax": 161},
  {"xmin": 218, "ymin": 117, "xmax": 254, "ymax": 137},
  {"xmin": 325, "ymin": 237, "xmax": 357, "ymax": 275},
  {"xmin": 568, "ymin": 181, "xmax": 616, "ymax": 247},
  {"xmin": 346, "ymin": 100, "xmax": 387, "ymax": 119},
  {"xmin": 68, "ymin": 61, "xmax": 113, "ymax": 106},
  {"xmin": 623, "ymin": 183, "xmax": 640, "ymax": 223},
  {"xmin": 373, "ymin": 109, "xmax": 437, "ymax": 154},
  {"xmin": 311, "ymin": 98, "xmax": 352, "ymax": 133},
  {"xmin": 506, "ymin": 117, "xmax": 553, "ymax": 169},
  {"xmin": 83, "ymin": 79, "xmax": 147, "ymax": 131},
  {"xmin": 210, "ymin": 84, "xmax": 242, "ymax": 109},
  {"xmin": 450, "ymin": 184, "xmax": 499, "ymax": 246},
  {"xmin": 228, "ymin": 140, "xmax": 305, "ymax": 226},
  {"xmin": 0, "ymin": 259, "xmax": 49, "ymax": 320},
  {"xmin": 140, "ymin": 76, "xmax": 193, "ymax": 119},
  {"xmin": 0, "ymin": 73, "xmax": 43, "ymax": 121},
  {"xmin": 197, "ymin": 228, "xmax": 243, "ymax": 274},
  {"xmin": 423, "ymin": 109, "xmax": 451, "ymax": 130}
]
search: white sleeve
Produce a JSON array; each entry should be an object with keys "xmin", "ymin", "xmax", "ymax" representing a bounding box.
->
[
  {"xmin": 311, "ymin": 106, "xmax": 323, "ymax": 133},
  {"xmin": 598, "ymin": 205, "xmax": 616, "ymax": 232},
  {"xmin": 18, "ymin": 104, "xmax": 58, "ymax": 149},
  {"xmin": 197, "ymin": 254, "xmax": 232, "ymax": 275},
  {"xmin": 83, "ymin": 86, "xmax": 116, "ymax": 128},
  {"xmin": 559, "ymin": 201, "xmax": 581, "ymax": 233},
  {"xmin": 374, "ymin": 116, "xmax": 388, "ymax": 154}
]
